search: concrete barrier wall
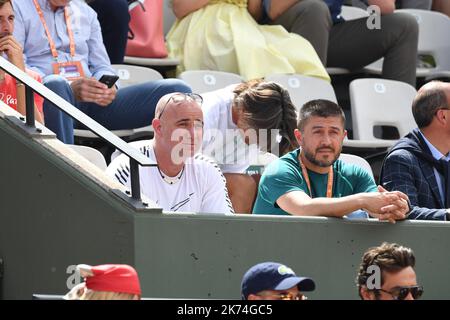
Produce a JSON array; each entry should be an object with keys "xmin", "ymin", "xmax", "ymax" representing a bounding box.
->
[
  {"xmin": 0, "ymin": 115, "xmax": 139, "ymax": 299},
  {"xmin": 135, "ymin": 214, "xmax": 450, "ymax": 299}
]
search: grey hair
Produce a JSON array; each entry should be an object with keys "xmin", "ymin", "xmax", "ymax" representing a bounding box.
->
[{"xmin": 412, "ymin": 84, "xmax": 448, "ymax": 128}]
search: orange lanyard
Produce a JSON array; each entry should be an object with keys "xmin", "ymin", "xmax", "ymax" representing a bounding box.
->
[
  {"xmin": 299, "ymin": 152, "xmax": 333, "ymax": 198},
  {"xmin": 33, "ymin": 0, "xmax": 76, "ymax": 61}
]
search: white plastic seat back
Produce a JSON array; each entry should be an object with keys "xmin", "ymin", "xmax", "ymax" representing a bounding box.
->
[
  {"xmin": 349, "ymin": 79, "xmax": 417, "ymax": 141},
  {"xmin": 338, "ymin": 153, "xmax": 374, "ymax": 179},
  {"xmin": 365, "ymin": 9, "xmax": 450, "ymax": 76},
  {"xmin": 266, "ymin": 74, "xmax": 337, "ymax": 112},
  {"xmin": 179, "ymin": 70, "xmax": 244, "ymax": 94},
  {"xmin": 397, "ymin": 9, "xmax": 450, "ymax": 72},
  {"xmin": 68, "ymin": 145, "xmax": 107, "ymax": 170}
]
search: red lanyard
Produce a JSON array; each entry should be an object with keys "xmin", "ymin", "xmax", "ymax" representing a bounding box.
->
[
  {"xmin": 299, "ymin": 152, "xmax": 333, "ymax": 198},
  {"xmin": 33, "ymin": 0, "xmax": 76, "ymax": 60}
]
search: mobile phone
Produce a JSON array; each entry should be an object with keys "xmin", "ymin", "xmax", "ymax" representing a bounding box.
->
[{"xmin": 99, "ymin": 74, "xmax": 119, "ymax": 88}]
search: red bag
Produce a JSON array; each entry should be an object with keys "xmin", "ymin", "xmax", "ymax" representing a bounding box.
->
[{"xmin": 126, "ymin": 0, "xmax": 168, "ymax": 58}]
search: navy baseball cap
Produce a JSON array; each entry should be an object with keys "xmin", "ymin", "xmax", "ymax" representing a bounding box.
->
[{"xmin": 241, "ymin": 262, "xmax": 315, "ymax": 299}]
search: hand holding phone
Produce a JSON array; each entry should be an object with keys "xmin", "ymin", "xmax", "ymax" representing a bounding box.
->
[{"xmin": 99, "ymin": 74, "xmax": 119, "ymax": 88}]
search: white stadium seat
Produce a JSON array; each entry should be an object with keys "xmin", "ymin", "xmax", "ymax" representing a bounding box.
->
[
  {"xmin": 68, "ymin": 145, "xmax": 107, "ymax": 170},
  {"xmin": 364, "ymin": 9, "xmax": 450, "ymax": 78},
  {"xmin": 265, "ymin": 74, "xmax": 337, "ymax": 111},
  {"xmin": 179, "ymin": 70, "xmax": 244, "ymax": 94},
  {"xmin": 349, "ymin": 78, "xmax": 417, "ymax": 142}
]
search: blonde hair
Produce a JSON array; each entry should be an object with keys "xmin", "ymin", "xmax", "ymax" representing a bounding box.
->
[{"xmin": 64, "ymin": 265, "xmax": 141, "ymax": 300}]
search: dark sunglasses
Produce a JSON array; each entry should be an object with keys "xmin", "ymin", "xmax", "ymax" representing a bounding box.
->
[{"xmin": 378, "ymin": 285, "xmax": 424, "ymax": 300}]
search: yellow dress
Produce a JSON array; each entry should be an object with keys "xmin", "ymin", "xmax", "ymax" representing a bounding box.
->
[{"xmin": 166, "ymin": 0, "xmax": 330, "ymax": 82}]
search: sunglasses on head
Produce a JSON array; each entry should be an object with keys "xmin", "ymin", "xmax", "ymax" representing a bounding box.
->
[
  {"xmin": 378, "ymin": 285, "xmax": 424, "ymax": 300},
  {"xmin": 157, "ymin": 93, "xmax": 203, "ymax": 119}
]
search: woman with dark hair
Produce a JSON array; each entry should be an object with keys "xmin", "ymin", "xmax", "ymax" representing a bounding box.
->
[{"xmin": 201, "ymin": 79, "xmax": 299, "ymax": 213}]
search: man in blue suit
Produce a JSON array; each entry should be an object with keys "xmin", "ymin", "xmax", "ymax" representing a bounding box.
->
[{"xmin": 381, "ymin": 81, "xmax": 450, "ymax": 220}]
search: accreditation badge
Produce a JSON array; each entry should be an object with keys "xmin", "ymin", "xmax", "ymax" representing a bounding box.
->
[{"xmin": 52, "ymin": 61, "xmax": 85, "ymax": 81}]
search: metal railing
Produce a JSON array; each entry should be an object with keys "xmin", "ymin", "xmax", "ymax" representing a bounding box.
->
[{"xmin": 0, "ymin": 57, "xmax": 156, "ymax": 203}]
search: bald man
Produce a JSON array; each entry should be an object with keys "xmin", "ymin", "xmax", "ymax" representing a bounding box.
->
[
  {"xmin": 107, "ymin": 93, "xmax": 234, "ymax": 215},
  {"xmin": 381, "ymin": 81, "xmax": 450, "ymax": 220}
]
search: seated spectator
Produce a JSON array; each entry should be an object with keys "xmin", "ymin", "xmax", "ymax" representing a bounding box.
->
[
  {"xmin": 253, "ymin": 99, "xmax": 410, "ymax": 222},
  {"xmin": 352, "ymin": 0, "xmax": 432, "ymax": 10},
  {"xmin": 262, "ymin": 0, "xmax": 418, "ymax": 86},
  {"xmin": 356, "ymin": 242, "xmax": 423, "ymax": 300},
  {"xmin": 107, "ymin": 93, "xmax": 234, "ymax": 215},
  {"xmin": 64, "ymin": 264, "xmax": 141, "ymax": 300},
  {"xmin": 201, "ymin": 80, "xmax": 298, "ymax": 213},
  {"xmin": 241, "ymin": 262, "xmax": 315, "ymax": 300},
  {"xmin": 381, "ymin": 81, "xmax": 450, "ymax": 220},
  {"xmin": 0, "ymin": 0, "xmax": 43, "ymax": 123},
  {"xmin": 86, "ymin": 0, "xmax": 130, "ymax": 64},
  {"xmin": 167, "ymin": 0, "xmax": 329, "ymax": 81},
  {"xmin": 13, "ymin": 0, "xmax": 191, "ymax": 144}
]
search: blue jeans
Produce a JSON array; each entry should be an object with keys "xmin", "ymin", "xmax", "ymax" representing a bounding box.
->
[{"xmin": 43, "ymin": 75, "xmax": 192, "ymax": 144}]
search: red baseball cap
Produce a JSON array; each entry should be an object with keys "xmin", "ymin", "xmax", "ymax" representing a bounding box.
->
[{"xmin": 85, "ymin": 264, "xmax": 141, "ymax": 296}]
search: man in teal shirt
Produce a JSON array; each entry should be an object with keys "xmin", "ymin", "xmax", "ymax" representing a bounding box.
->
[{"xmin": 253, "ymin": 99, "xmax": 410, "ymax": 222}]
